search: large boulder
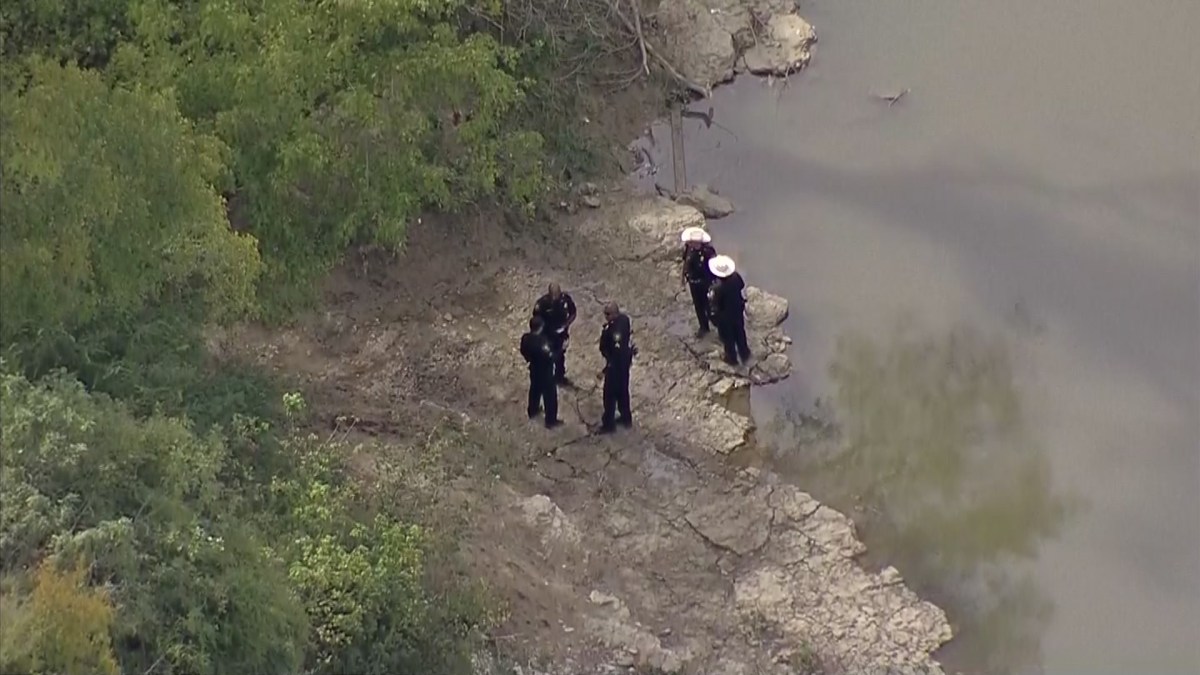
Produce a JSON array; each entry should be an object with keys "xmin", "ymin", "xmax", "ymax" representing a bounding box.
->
[
  {"xmin": 656, "ymin": 0, "xmax": 751, "ymax": 90},
  {"xmin": 626, "ymin": 199, "xmax": 706, "ymax": 261},
  {"xmin": 675, "ymin": 184, "xmax": 736, "ymax": 219},
  {"xmin": 745, "ymin": 286, "xmax": 789, "ymax": 328},
  {"xmin": 741, "ymin": 14, "xmax": 817, "ymax": 76}
]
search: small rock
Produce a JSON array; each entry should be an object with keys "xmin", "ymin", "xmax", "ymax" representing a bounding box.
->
[
  {"xmin": 582, "ymin": 195, "xmax": 602, "ymax": 208},
  {"xmin": 442, "ymin": 313, "xmax": 453, "ymax": 322},
  {"xmin": 750, "ymin": 352, "xmax": 791, "ymax": 385},
  {"xmin": 576, "ymin": 182, "xmax": 600, "ymax": 196},
  {"xmin": 614, "ymin": 652, "xmax": 635, "ymax": 667},
  {"xmin": 519, "ymin": 494, "xmax": 582, "ymax": 548},
  {"xmin": 590, "ymin": 590, "xmax": 622, "ymax": 608},
  {"xmin": 709, "ymin": 376, "xmax": 746, "ymax": 398},
  {"xmin": 675, "ymin": 184, "xmax": 735, "ymax": 219},
  {"xmin": 878, "ymin": 565, "xmax": 905, "ymax": 586}
]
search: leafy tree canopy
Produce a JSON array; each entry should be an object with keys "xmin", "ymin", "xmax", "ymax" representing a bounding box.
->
[
  {"xmin": 0, "ymin": 61, "xmax": 261, "ymax": 350},
  {"xmin": 106, "ymin": 0, "xmax": 547, "ymax": 304}
]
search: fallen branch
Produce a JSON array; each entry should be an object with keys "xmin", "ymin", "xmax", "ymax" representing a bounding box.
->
[
  {"xmin": 608, "ymin": 0, "xmax": 712, "ymax": 98},
  {"xmin": 681, "ymin": 106, "xmax": 740, "ymax": 142},
  {"xmin": 627, "ymin": 0, "xmax": 650, "ymax": 76}
]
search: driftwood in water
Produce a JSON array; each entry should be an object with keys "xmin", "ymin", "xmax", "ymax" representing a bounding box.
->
[{"xmin": 872, "ymin": 87, "xmax": 911, "ymax": 107}]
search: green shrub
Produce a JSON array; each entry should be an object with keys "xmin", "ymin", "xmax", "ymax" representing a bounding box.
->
[{"xmin": 1, "ymin": 368, "xmax": 490, "ymax": 675}]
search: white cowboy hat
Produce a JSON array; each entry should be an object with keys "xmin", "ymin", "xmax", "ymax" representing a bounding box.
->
[
  {"xmin": 680, "ymin": 226, "xmax": 712, "ymax": 244},
  {"xmin": 708, "ymin": 255, "xmax": 735, "ymax": 278}
]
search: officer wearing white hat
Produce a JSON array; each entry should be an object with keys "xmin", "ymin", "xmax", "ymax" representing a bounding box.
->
[
  {"xmin": 707, "ymin": 255, "xmax": 752, "ymax": 365},
  {"xmin": 680, "ymin": 226, "xmax": 718, "ymax": 337}
]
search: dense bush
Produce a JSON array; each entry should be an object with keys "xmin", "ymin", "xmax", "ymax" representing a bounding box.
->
[
  {"xmin": 0, "ymin": 0, "xmax": 647, "ymax": 671},
  {"xmin": 0, "ymin": 367, "xmax": 485, "ymax": 674},
  {"xmin": 0, "ymin": 60, "xmax": 260, "ymax": 349}
]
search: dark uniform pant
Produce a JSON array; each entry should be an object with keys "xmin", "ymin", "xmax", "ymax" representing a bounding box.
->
[
  {"xmin": 601, "ymin": 363, "xmax": 632, "ymax": 429},
  {"xmin": 527, "ymin": 367, "xmax": 558, "ymax": 422},
  {"xmin": 688, "ymin": 282, "xmax": 711, "ymax": 332},
  {"xmin": 716, "ymin": 315, "xmax": 752, "ymax": 364},
  {"xmin": 547, "ymin": 330, "xmax": 568, "ymax": 381}
]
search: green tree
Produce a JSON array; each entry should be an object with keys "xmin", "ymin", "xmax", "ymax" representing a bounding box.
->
[
  {"xmin": 0, "ymin": 61, "xmax": 261, "ymax": 355},
  {"xmin": 109, "ymin": 0, "xmax": 546, "ymax": 307},
  {"xmin": 0, "ymin": 0, "xmax": 130, "ymax": 68}
]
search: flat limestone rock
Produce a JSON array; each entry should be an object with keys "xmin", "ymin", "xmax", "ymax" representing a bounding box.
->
[
  {"xmin": 695, "ymin": 400, "xmax": 753, "ymax": 454},
  {"xmin": 685, "ymin": 488, "xmax": 773, "ymax": 555},
  {"xmin": 715, "ymin": 481, "xmax": 953, "ymax": 672},
  {"xmin": 741, "ymin": 14, "xmax": 817, "ymax": 76}
]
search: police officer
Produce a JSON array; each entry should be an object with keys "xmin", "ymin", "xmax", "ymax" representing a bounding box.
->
[
  {"xmin": 707, "ymin": 255, "xmax": 752, "ymax": 365},
  {"xmin": 680, "ymin": 226, "xmax": 717, "ymax": 337},
  {"xmin": 597, "ymin": 302, "xmax": 636, "ymax": 434},
  {"xmin": 520, "ymin": 315, "xmax": 562, "ymax": 429},
  {"xmin": 532, "ymin": 282, "xmax": 577, "ymax": 385}
]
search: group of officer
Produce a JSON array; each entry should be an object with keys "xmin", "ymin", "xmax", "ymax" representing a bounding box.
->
[
  {"xmin": 679, "ymin": 225, "xmax": 752, "ymax": 366},
  {"xmin": 520, "ymin": 225, "xmax": 746, "ymax": 434}
]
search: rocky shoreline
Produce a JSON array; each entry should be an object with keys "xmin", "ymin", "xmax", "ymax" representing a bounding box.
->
[
  {"xmin": 501, "ymin": 193, "xmax": 955, "ymax": 673},
  {"xmin": 494, "ymin": 0, "xmax": 956, "ymax": 669},
  {"xmin": 219, "ymin": 4, "xmax": 956, "ymax": 672}
]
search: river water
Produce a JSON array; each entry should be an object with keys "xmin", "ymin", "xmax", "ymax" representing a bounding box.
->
[{"xmin": 636, "ymin": 1, "xmax": 1200, "ymax": 673}]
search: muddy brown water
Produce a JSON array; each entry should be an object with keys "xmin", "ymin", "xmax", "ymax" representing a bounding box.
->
[{"xmin": 633, "ymin": 1, "xmax": 1199, "ymax": 673}]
